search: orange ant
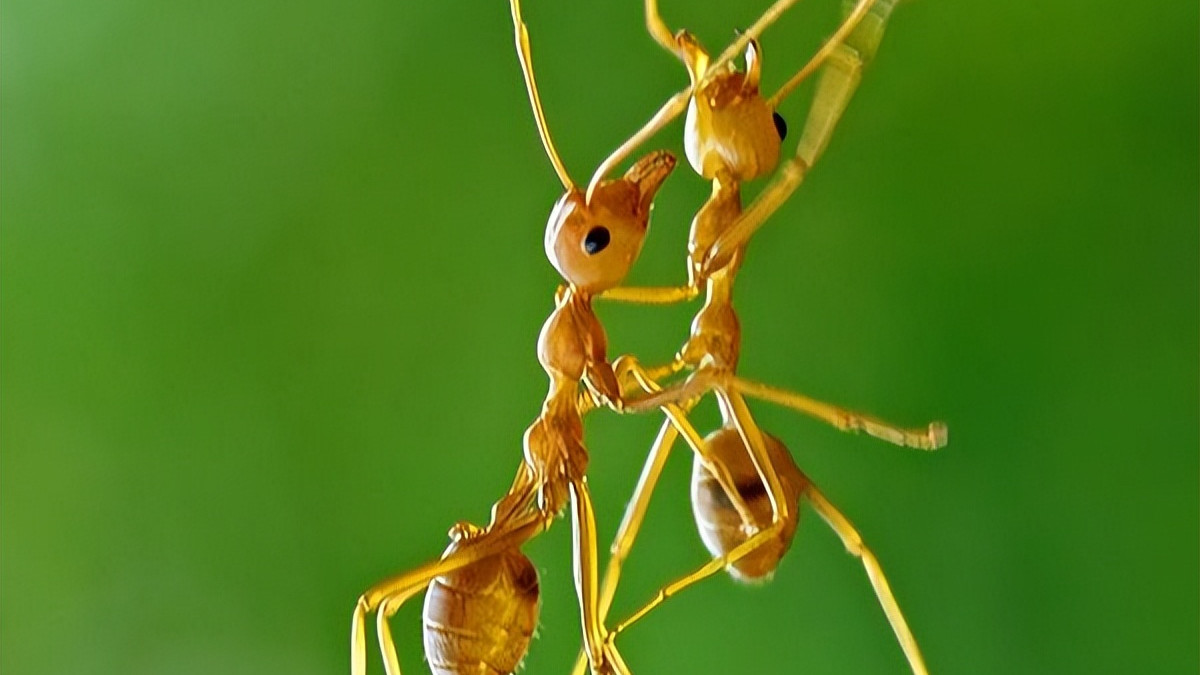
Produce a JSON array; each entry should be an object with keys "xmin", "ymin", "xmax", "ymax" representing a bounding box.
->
[
  {"xmin": 349, "ymin": 2, "xmax": 679, "ymax": 674},
  {"xmin": 564, "ymin": 1, "xmax": 948, "ymax": 673}
]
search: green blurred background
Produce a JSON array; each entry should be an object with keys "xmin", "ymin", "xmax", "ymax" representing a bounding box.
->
[{"xmin": 3, "ymin": 0, "xmax": 1197, "ymax": 673}]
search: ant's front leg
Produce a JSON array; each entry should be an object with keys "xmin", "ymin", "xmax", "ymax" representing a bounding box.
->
[{"xmin": 599, "ymin": 283, "xmax": 700, "ymax": 305}]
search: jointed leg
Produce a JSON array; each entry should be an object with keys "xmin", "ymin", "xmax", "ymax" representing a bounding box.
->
[
  {"xmin": 598, "ymin": 282, "xmax": 699, "ymax": 306},
  {"xmin": 704, "ymin": 0, "xmax": 899, "ymax": 271},
  {"xmin": 375, "ymin": 585, "xmax": 424, "ymax": 675},
  {"xmin": 571, "ymin": 363, "xmax": 758, "ymax": 675},
  {"xmin": 351, "ymin": 490, "xmax": 546, "ymax": 675},
  {"xmin": 729, "ymin": 375, "xmax": 948, "ymax": 450},
  {"xmin": 622, "ymin": 368, "xmax": 945, "ymax": 452},
  {"xmin": 804, "ymin": 482, "xmax": 929, "ymax": 675},
  {"xmin": 603, "ymin": 387, "xmax": 793, "ymax": 642},
  {"xmin": 569, "ymin": 478, "xmax": 632, "ymax": 675}
]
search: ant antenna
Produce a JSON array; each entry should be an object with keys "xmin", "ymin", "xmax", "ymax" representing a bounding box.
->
[
  {"xmin": 768, "ymin": 0, "xmax": 877, "ymax": 107},
  {"xmin": 510, "ymin": 0, "xmax": 575, "ymax": 191}
]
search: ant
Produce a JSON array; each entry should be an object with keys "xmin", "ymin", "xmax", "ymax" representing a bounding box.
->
[
  {"xmin": 349, "ymin": 2, "xmax": 680, "ymax": 674},
  {"xmin": 564, "ymin": 1, "xmax": 948, "ymax": 673}
]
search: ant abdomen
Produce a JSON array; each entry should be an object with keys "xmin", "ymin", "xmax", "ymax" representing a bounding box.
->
[
  {"xmin": 691, "ymin": 427, "xmax": 807, "ymax": 582},
  {"xmin": 422, "ymin": 537, "xmax": 540, "ymax": 675}
]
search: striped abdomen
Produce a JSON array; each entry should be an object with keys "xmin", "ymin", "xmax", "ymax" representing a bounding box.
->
[{"xmin": 422, "ymin": 545, "xmax": 539, "ymax": 675}]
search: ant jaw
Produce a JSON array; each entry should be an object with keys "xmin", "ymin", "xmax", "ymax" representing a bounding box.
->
[
  {"xmin": 622, "ymin": 150, "xmax": 677, "ymax": 214},
  {"xmin": 742, "ymin": 39, "xmax": 762, "ymax": 91}
]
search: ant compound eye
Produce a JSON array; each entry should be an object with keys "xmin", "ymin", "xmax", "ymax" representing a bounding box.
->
[
  {"xmin": 772, "ymin": 111, "xmax": 788, "ymax": 141},
  {"xmin": 583, "ymin": 226, "xmax": 610, "ymax": 255}
]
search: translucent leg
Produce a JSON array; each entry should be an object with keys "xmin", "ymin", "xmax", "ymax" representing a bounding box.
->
[
  {"xmin": 704, "ymin": 0, "xmax": 899, "ymax": 271},
  {"xmin": 804, "ymin": 482, "xmax": 929, "ymax": 675},
  {"xmin": 602, "ymin": 387, "xmax": 792, "ymax": 641}
]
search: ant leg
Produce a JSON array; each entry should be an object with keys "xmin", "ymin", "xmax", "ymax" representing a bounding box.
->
[
  {"xmin": 620, "ymin": 370, "xmax": 718, "ymax": 414},
  {"xmin": 768, "ymin": 0, "xmax": 879, "ymax": 107},
  {"xmin": 568, "ymin": 478, "xmax": 632, "ymax": 675},
  {"xmin": 597, "ymin": 390, "xmax": 757, "ymax": 619},
  {"xmin": 604, "ymin": 390, "xmax": 794, "ymax": 642},
  {"xmin": 728, "ymin": 375, "xmax": 948, "ymax": 450},
  {"xmin": 374, "ymin": 585, "xmax": 424, "ymax": 675},
  {"xmin": 803, "ymin": 482, "xmax": 929, "ymax": 675},
  {"xmin": 704, "ymin": 0, "xmax": 899, "ymax": 271},
  {"xmin": 608, "ymin": 502, "xmax": 793, "ymax": 643},
  {"xmin": 715, "ymin": 387, "xmax": 792, "ymax": 523},
  {"xmin": 598, "ymin": 283, "xmax": 699, "ymax": 305},
  {"xmin": 350, "ymin": 514, "xmax": 545, "ymax": 675}
]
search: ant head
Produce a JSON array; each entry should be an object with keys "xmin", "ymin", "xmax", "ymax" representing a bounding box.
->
[
  {"xmin": 678, "ymin": 33, "xmax": 783, "ymax": 182},
  {"xmin": 544, "ymin": 150, "xmax": 676, "ymax": 294}
]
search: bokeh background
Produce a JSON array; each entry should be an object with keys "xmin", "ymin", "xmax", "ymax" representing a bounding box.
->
[{"xmin": 4, "ymin": 1, "xmax": 1197, "ymax": 673}]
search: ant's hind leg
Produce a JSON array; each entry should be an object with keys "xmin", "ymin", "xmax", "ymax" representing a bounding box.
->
[
  {"xmin": 728, "ymin": 375, "xmax": 948, "ymax": 451},
  {"xmin": 704, "ymin": 0, "xmax": 900, "ymax": 270},
  {"xmin": 375, "ymin": 585, "xmax": 424, "ymax": 675},
  {"xmin": 350, "ymin": 515, "xmax": 544, "ymax": 675},
  {"xmin": 803, "ymin": 482, "xmax": 930, "ymax": 675},
  {"xmin": 603, "ymin": 391, "xmax": 794, "ymax": 643}
]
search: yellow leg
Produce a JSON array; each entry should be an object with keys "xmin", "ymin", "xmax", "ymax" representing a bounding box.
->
[
  {"xmin": 804, "ymin": 482, "xmax": 929, "ymax": 675},
  {"xmin": 569, "ymin": 478, "xmax": 632, "ymax": 675},
  {"xmin": 623, "ymin": 369, "xmax": 946, "ymax": 452},
  {"xmin": 607, "ymin": 511, "xmax": 790, "ymax": 642},
  {"xmin": 598, "ymin": 283, "xmax": 699, "ymax": 305},
  {"xmin": 730, "ymin": 375, "xmax": 948, "ymax": 450},
  {"xmin": 572, "ymin": 361, "xmax": 757, "ymax": 675},
  {"xmin": 375, "ymin": 585, "xmax": 423, "ymax": 675},
  {"xmin": 603, "ymin": 386, "xmax": 793, "ymax": 642},
  {"xmin": 704, "ymin": 0, "xmax": 899, "ymax": 272},
  {"xmin": 350, "ymin": 512, "xmax": 546, "ymax": 675}
]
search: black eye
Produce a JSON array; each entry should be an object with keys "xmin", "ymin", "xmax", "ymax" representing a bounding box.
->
[
  {"xmin": 772, "ymin": 111, "xmax": 788, "ymax": 141},
  {"xmin": 583, "ymin": 226, "xmax": 610, "ymax": 255}
]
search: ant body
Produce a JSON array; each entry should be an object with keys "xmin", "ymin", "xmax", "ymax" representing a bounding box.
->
[{"xmin": 568, "ymin": 2, "xmax": 947, "ymax": 673}]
